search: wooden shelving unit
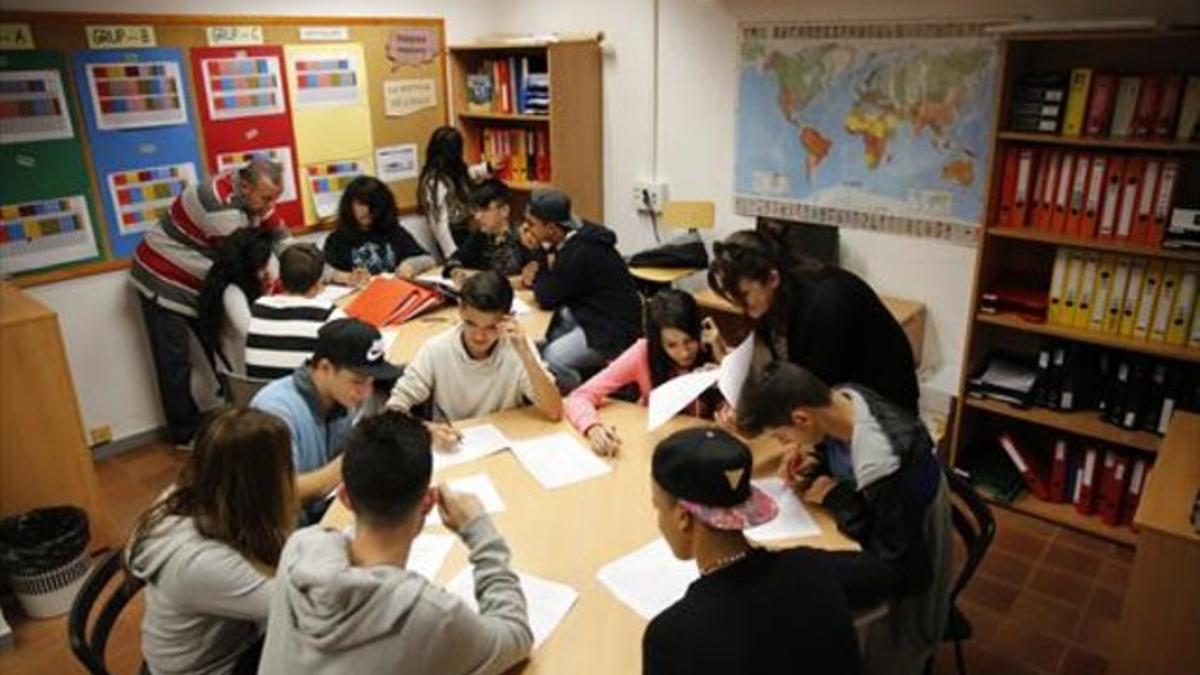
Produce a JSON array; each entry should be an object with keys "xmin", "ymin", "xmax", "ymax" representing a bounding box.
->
[
  {"xmin": 964, "ymin": 397, "xmax": 1161, "ymax": 453},
  {"xmin": 987, "ymin": 227, "xmax": 1200, "ymax": 263},
  {"xmin": 951, "ymin": 30, "xmax": 1200, "ymax": 547},
  {"xmin": 975, "ymin": 312, "xmax": 1200, "ymax": 364},
  {"xmin": 447, "ymin": 38, "xmax": 604, "ymax": 222}
]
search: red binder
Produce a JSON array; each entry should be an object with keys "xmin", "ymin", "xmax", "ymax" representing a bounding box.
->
[
  {"xmin": 1035, "ymin": 151, "xmax": 1060, "ymax": 231},
  {"xmin": 1049, "ymin": 439, "xmax": 1069, "ymax": 503},
  {"xmin": 1096, "ymin": 156, "xmax": 1125, "ymax": 238},
  {"xmin": 1132, "ymin": 75, "xmax": 1162, "ymax": 138},
  {"xmin": 1079, "ymin": 154, "xmax": 1107, "ymax": 239},
  {"xmin": 1013, "ymin": 148, "xmax": 1036, "ymax": 228},
  {"xmin": 1130, "ymin": 159, "xmax": 1160, "ymax": 243},
  {"xmin": 1051, "ymin": 152, "xmax": 1075, "ymax": 233},
  {"xmin": 1064, "ymin": 154, "xmax": 1091, "ymax": 237},
  {"xmin": 1114, "ymin": 158, "xmax": 1145, "ymax": 240},
  {"xmin": 1074, "ymin": 447, "xmax": 1099, "ymax": 515},
  {"xmin": 1121, "ymin": 460, "xmax": 1149, "ymax": 526},
  {"xmin": 1153, "ymin": 74, "xmax": 1184, "ymax": 138},
  {"xmin": 345, "ymin": 277, "xmax": 446, "ymax": 328},
  {"xmin": 997, "ymin": 147, "xmax": 1018, "ymax": 227},
  {"xmin": 998, "ymin": 434, "xmax": 1052, "ymax": 501},
  {"xmin": 1099, "ymin": 452, "xmax": 1131, "ymax": 526},
  {"xmin": 1084, "ymin": 73, "xmax": 1117, "ymax": 136},
  {"xmin": 1148, "ymin": 160, "xmax": 1180, "ymax": 245}
]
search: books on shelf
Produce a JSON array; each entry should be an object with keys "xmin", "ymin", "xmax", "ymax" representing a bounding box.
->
[
  {"xmin": 1009, "ymin": 70, "xmax": 1196, "ymax": 141},
  {"xmin": 463, "ymin": 55, "xmax": 549, "ymax": 116},
  {"xmin": 477, "ymin": 126, "xmax": 551, "ymax": 184},
  {"xmin": 996, "ymin": 144, "xmax": 1184, "ymax": 247}
]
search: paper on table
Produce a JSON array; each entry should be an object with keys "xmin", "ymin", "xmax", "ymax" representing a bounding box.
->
[
  {"xmin": 432, "ymin": 424, "xmax": 512, "ymax": 473},
  {"xmin": 646, "ymin": 368, "xmax": 720, "ymax": 431},
  {"xmin": 596, "ymin": 538, "xmax": 698, "ymax": 620},
  {"xmin": 380, "ymin": 329, "xmax": 399, "ymax": 355},
  {"xmin": 509, "ymin": 432, "xmax": 612, "ymax": 489},
  {"xmin": 445, "ymin": 568, "xmax": 579, "ymax": 649},
  {"xmin": 415, "ymin": 271, "xmax": 458, "ymax": 292},
  {"xmin": 427, "ymin": 472, "xmax": 506, "ymax": 528},
  {"xmin": 511, "ymin": 296, "xmax": 533, "ymax": 316},
  {"xmin": 315, "ymin": 283, "xmax": 356, "ymax": 304},
  {"xmin": 744, "ymin": 477, "xmax": 821, "ymax": 543},
  {"xmin": 717, "ymin": 333, "xmax": 755, "ymax": 408},
  {"xmin": 342, "ymin": 528, "xmax": 455, "ymax": 581}
]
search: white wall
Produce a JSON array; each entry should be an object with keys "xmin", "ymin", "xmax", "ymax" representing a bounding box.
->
[{"xmin": 16, "ymin": 0, "xmax": 1200, "ymax": 441}]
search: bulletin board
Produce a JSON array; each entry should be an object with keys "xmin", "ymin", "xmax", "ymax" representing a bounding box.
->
[{"xmin": 0, "ymin": 12, "xmax": 448, "ymax": 287}]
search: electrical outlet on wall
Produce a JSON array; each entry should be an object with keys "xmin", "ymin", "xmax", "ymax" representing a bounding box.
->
[{"xmin": 632, "ymin": 181, "xmax": 668, "ymax": 213}]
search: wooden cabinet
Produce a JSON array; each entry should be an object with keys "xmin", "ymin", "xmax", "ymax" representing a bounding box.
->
[
  {"xmin": 448, "ymin": 38, "xmax": 604, "ymax": 222},
  {"xmin": 0, "ymin": 282, "xmax": 111, "ymax": 550}
]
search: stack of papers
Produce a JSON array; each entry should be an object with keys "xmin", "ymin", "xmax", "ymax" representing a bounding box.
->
[
  {"xmin": 646, "ymin": 333, "xmax": 755, "ymax": 431},
  {"xmin": 433, "ymin": 424, "xmax": 512, "ymax": 473},
  {"xmin": 744, "ymin": 477, "xmax": 821, "ymax": 543},
  {"xmin": 596, "ymin": 538, "xmax": 698, "ymax": 620},
  {"xmin": 427, "ymin": 473, "xmax": 506, "ymax": 528},
  {"xmin": 445, "ymin": 568, "xmax": 579, "ymax": 648},
  {"xmin": 510, "ymin": 433, "xmax": 612, "ymax": 489},
  {"xmin": 315, "ymin": 283, "xmax": 356, "ymax": 304}
]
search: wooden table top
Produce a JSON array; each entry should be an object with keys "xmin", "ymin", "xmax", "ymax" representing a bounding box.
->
[
  {"xmin": 1135, "ymin": 412, "xmax": 1200, "ymax": 543},
  {"xmin": 628, "ymin": 266, "xmax": 701, "ymax": 284},
  {"xmin": 321, "ymin": 401, "xmax": 856, "ymax": 673}
]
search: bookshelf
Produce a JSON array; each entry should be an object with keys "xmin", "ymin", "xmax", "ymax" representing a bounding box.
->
[
  {"xmin": 448, "ymin": 38, "xmax": 604, "ymax": 223},
  {"xmin": 951, "ymin": 30, "xmax": 1200, "ymax": 546}
]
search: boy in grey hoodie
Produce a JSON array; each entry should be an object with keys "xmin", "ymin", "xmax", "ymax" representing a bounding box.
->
[{"xmin": 257, "ymin": 411, "xmax": 533, "ymax": 675}]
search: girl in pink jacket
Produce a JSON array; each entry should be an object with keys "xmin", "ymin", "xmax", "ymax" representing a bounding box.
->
[{"xmin": 565, "ymin": 289, "xmax": 727, "ymax": 455}]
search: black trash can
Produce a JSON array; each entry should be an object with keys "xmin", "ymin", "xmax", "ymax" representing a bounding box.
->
[{"xmin": 0, "ymin": 506, "xmax": 91, "ymax": 618}]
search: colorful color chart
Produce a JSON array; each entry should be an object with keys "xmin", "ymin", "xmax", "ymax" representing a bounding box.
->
[
  {"xmin": 291, "ymin": 53, "xmax": 361, "ymax": 106},
  {"xmin": 85, "ymin": 60, "xmax": 187, "ymax": 130},
  {"xmin": 0, "ymin": 195, "xmax": 99, "ymax": 275},
  {"xmin": 201, "ymin": 55, "xmax": 285, "ymax": 120},
  {"xmin": 74, "ymin": 48, "xmax": 204, "ymax": 258},
  {"xmin": 216, "ymin": 146, "xmax": 297, "ymax": 202},
  {"xmin": 0, "ymin": 70, "xmax": 74, "ymax": 144},
  {"xmin": 105, "ymin": 162, "xmax": 197, "ymax": 236},
  {"xmin": 306, "ymin": 159, "xmax": 366, "ymax": 219}
]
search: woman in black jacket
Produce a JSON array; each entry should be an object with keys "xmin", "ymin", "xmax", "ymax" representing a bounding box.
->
[
  {"xmin": 708, "ymin": 229, "xmax": 919, "ymax": 413},
  {"xmin": 323, "ymin": 176, "xmax": 434, "ymax": 285}
]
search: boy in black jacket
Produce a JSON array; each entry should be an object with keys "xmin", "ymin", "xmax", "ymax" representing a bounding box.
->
[
  {"xmin": 737, "ymin": 361, "xmax": 951, "ymax": 675},
  {"xmin": 442, "ymin": 179, "xmax": 532, "ymax": 282},
  {"xmin": 520, "ymin": 188, "xmax": 641, "ymax": 392}
]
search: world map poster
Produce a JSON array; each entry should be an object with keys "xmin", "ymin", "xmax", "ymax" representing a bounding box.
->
[{"xmin": 735, "ymin": 22, "xmax": 999, "ymax": 243}]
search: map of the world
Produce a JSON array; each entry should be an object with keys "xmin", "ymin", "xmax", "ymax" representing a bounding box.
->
[{"xmin": 735, "ymin": 22, "xmax": 999, "ymax": 242}]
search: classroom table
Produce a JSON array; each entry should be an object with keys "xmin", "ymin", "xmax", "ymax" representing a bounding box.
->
[
  {"xmin": 321, "ymin": 401, "xmax": 857, "ymax": 674},
  {"xmin": 628, "ymin": 266, "xmax": 701, "ymax": 285}
]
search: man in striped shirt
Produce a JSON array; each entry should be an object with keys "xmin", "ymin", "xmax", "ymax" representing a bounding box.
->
[
  {"xmin": 130, "ymin": 159, "xmax": 292, "ymax": 445},
  {"xmin": 245, "ymin": 243, "xmax": 342, "ymax": 380}
]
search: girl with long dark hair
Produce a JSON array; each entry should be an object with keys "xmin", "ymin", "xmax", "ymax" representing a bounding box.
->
[
  {"xmin": 197, "ymin": 228, "xmax": 274, "ymax": 374},
  {"xmin": 126, "ymin": 407, "xmax": 297, "ymax": 675},
  {"xmin": 323, "ymin": 175, "xmax": 434, "ymax": 284},
  {"xmin": 417, "ymin": 126, "xmax": 492, "ymax": 260},
  {"xmin": 564, "ymin": 289, "xmax": 727, "ymax": 456}
]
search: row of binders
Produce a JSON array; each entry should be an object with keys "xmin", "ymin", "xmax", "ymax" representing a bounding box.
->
[
  {"xmin": 465, "ymin": 56, "xmax": 550, "ymax": 116},
  {"xmin": 996, "ymin": 146, "xmax": 1181, "ymax": 244},
  {"xmin": 1046, "ymin": 247, "xmax": 1199, "ymax": 348},
  {"xmin": 478, "ymin": 127, "xmax": 552, "ymax": 184},
  {"xmin": 999, "ymin": 434, "xmax": 1149, "ymax": 528},
  {"xmin": 1009, "ymin": 70, "xmax": 1199, "ymax": 141}
]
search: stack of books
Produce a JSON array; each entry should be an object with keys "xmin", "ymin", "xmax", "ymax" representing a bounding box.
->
[
  {"xmin": 465, "ymin": 56, "xmax": 550, "ymax": 116},
  {"xmin": 344, "ymin": 277, "xmax": 446, "ymax": 328},
  {"xmin": 1041, "ymin": 247, "xmax": 1199, "ymax": 349},
  {"xmin": 996, "ymin": 432, "xmax": 1151, "ymax": 527},
  {"xmin": 1011, "ymin": 68, "xmax": 1200, "ymax": 140},
  {"xmin": 478, "ymin": 127, "xmax": 551, "ymax": 184},
  {"xmin": 995, "ymin": 146, "xmax": 1183, "ymax": 245}
]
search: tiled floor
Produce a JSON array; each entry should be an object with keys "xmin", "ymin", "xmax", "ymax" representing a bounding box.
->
[{"xmin": 0, "ymin": 443, "xmax": 1132, "ymax": 675}]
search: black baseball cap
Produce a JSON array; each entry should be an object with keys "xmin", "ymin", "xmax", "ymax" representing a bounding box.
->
[
  {"xmin": 652, "ymin": 427, "xmax": 778, "ymax": 530},
  {"xmin": 311, "ymin": 318, "xmax": 403, "ymax": 379},
  {"xmin": 527, "ymin": 187, "xmax": 580, "ymax": 230}
]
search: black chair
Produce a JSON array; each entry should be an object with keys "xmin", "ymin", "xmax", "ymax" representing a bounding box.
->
[
  {"xmin": 68, "ymin": 549, "xmax": 147, "ymax": 675},
  {"xmin": 935, "ymin": 467, "xmax": 996, "ymax": 675}
]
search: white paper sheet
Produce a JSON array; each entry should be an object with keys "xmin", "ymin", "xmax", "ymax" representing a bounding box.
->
[
  {"xmin": 596, "ymin": 538, "xmax": 698, "ymax": 620},
  {"xmin": 717, "ymin": 333, "xmax": 755, "ymax": 408},
  {"xmin": 432, "ymin": 423, "xmax": 512, "ymax": 473},
  {"xmin": 511, "ymin": 296, "xmax": 533, "ymax": 316},
  {"xmin": 744, "ymin": 477, "xmax": 821, "ymax": 543},
  {"xmin": 375, "ymin": 143, "xmax": 418, "ymax": 182},
  {"xmin": 341, "ymin": 528, "xmax": 455, "ymax": 581},
  {"xmin": 427, "ymin": 472, "xmax": 506, "ymax": 528},
  {"xmin": 646, "ymin": 368, "xmax": 720, "ymax": 431},
  {"xmin": 509, "ymin": 432, "xmax": 612, "ymax": 489},
  {"xmin": 446, "ymin": 568, "xmax": 579, "ymax": 648},
  {"xmin": 315, "ymin": 283, "xmax": 356, "ymax": 304}
]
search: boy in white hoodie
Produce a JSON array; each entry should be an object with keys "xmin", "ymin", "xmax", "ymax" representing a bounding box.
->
[{"xmin": 257, "ymin": 411, "xmax": 533, "ymax": 675}]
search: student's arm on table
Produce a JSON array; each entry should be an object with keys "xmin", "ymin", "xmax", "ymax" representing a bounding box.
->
[{"xmin": 564, "ymin": 340, "xmax": 647, "ymax": 456}]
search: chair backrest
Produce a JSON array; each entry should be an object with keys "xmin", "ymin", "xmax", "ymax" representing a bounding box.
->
[
  {"xmin": 219, "ymin": 369, "xmax": 271, "ymax": 407},
  {"xmin": 944, "ymin": 467, "xmax": 996, "ymax": 600},
  {"xmin": 68, "ymin": 550, "xmax": 146, "ymax": 675}
]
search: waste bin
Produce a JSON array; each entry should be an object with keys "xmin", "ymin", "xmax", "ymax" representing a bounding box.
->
[{"xmin": 0, "ymin": 506, "xmax": 91, "ymax": 618}]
